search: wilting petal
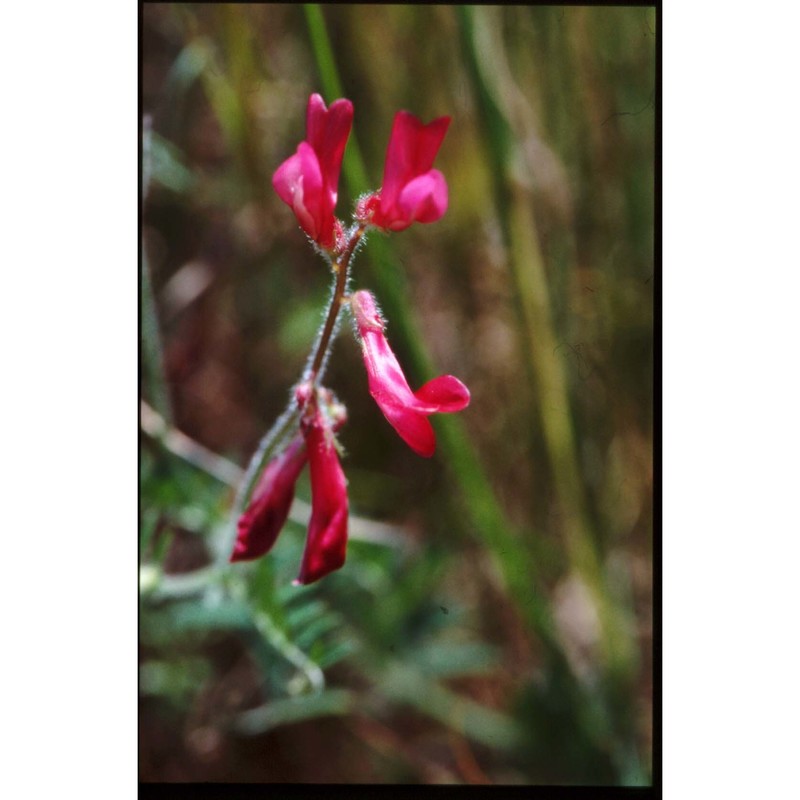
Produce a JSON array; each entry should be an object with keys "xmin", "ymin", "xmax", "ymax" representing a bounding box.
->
[
  {"xmin": 230, "ymin": 436, "xmax": 307, "ymax": 563},
  {"xmin": 294, "ymin": 412, "xmax": 349, "ymax": 585}
]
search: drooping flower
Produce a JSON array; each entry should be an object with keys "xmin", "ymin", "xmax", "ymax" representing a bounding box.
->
[
  {"xmin": 230, "ymin": 435, "xmax": 307, "ymax": 563},
  {"xmin": 359, "ymin": 111, "xmax": 450, "ymax": 232},
  {"xmin": 272, "ymin": 93, "xmax": 354, "ymax": 249},
  {"xmin": 294, "ymin": 403, "xmax": 349, "ymax": 585},
  {"xmin": 350, "ymin": 290, "xmax": 470, "ymax": 457}
]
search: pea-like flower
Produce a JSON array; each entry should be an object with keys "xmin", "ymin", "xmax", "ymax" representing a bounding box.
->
[
  {"xmin": 230, "ymin": 435, "xmax": 307, "ymax": 563},
  {"xmin": 230, "ymin": 386, "xmax": 349, "ymax": 584},
  {"xmin": 294, "ymin": 403, "xmax": 349, "ymax": 585},
  {"xmin": 272, "ymin": 93, "xmax": 353, "ymax": 249},
  {"xmin": 359, "ymin": 111, "xmax": 450, "ymax": 232},
  {"xmin": 351, "ymin": 289, "xmax": 470, "ymax": 457},
  {"xmin": 234, "ymin": 97, "xmax": 461, "ymax": 585}
]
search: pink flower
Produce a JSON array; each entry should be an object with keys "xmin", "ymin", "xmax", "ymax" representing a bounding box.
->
[
  {"xmin": 351, "ymin": 290, "xmax": 470, "ymax": 457},
  {"xmin": 361, "ymin": 111, "xmax": 450, "ymax": 232},
  {"xmin": 294, "ymin": 405, "xmax": 349, "ymax": 585},
  {"xmin": 272, "ymin": 93, "xmax": 353, "ymax": 249},
  {"xmin": 230, "ymin": 435, "xmax": 307, "ymax": 563}
]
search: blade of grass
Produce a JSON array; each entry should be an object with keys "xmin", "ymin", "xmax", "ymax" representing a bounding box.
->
[
  {"xmin": 141, "ymin": 117, "xmax": 174, "ymax": 425},
  {"xmin": 457, "ymin": 4, "xmax": 644, "ymax": 782},
  {"xmin": 458, "ymin": 4, "xmax": 636, "ymax": 680},
  {"xmin": 377, "ymin": 660, "xmax": 523, "ymax": 752},
  {"xmin": 234, "ymin": 689, "xmax": 355, "ymax": 735}
]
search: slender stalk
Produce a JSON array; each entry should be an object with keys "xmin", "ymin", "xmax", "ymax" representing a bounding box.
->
[
  {"xmin": 222, "ymin": 225, "xmax": 367, "ymax": 564},
  {"xmin": 307, "ymin": 225, "xmax": 366, "ymax": 383}
]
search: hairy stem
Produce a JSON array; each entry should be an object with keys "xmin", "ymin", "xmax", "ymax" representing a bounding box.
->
[
  {"xmin": 223, "ymin": 226, "xmax": 366, "ymax": 564},
  {"xmin": 307, "ymin": 226, "xmax": 366, "ymax": 383}
]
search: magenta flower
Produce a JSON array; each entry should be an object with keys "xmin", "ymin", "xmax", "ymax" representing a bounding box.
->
[
  {"xmin": 230, "ymin": 435, "xmax": 307, "ymax": 563},
  {"xmin": 294, "ymin": 406, "xmax": 349, "ymax": 585},
  {"xmin": 350, "ymin": 290, "xmax": 470, "ymax": 457},
  {"xmin": 272, "ymin": 93, "xmax": 353, "ymax": 249},
  {"xmin": 361, "ymin": 111, "xmax": 450, "ymax": 232}
]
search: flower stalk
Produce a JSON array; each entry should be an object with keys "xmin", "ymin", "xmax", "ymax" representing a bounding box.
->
[{"xmin": 306, "ymin": 223, "xmax": 367, "ymax": 384}]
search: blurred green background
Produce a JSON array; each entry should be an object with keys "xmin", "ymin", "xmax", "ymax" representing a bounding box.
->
[{"xmin": 140, "ymin": 3, "xmax": 655, "ymax": 785}]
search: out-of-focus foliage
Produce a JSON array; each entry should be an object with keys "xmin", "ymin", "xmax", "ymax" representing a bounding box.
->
[{"xmin": 140, "ymin": 3, "xmax": 655, "ymax": 784}]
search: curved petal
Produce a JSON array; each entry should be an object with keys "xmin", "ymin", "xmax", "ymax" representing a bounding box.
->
[
  {"xmin": 414, "ymin": 374, "xmax": 470, "ymax": 412},
  {"xmin": 409, "ymin": 115, "xmax": 451, "ymax": 174},
  {"xmin": 351, "ymin": 289, "xmax": 469, "ymax": 457},
  {"xmin": 380, "ymin": 112, "xmax": 450, "ymax": 206},
  {"xmin": 395, "ymin": 169, "xmax": 448, "ymax": 228},
  {"xmin": 272, "ymin": 142, "xmax": 333, "ymax": 244},
  {"xmin": 378, "ymin": 401, "xmax": 436, "ymax": 458},
  {"xmin": 295, "ymin": 416, "xmax": 349, "ymax": 584},
  {"xmin": 295, "ymin": 503, "xmax": 348, "ymax": 584},
  {"xmin": 230, "ymin": 436, "xmax": 307, "ymax": 562},
  {"xmin": 379, "ymin": 111, "xmax": 417, "ymax": 210},
  {"xmin": 362, "ymin": 330, "xmax": 439, "ymax": 414},
  {"xmin": 272, "ymin": 150, "xmax": 303, "ymax": 208},
  {"xmin": 306, "ymin": 94, "xmax": 353, "ymax": 193}
]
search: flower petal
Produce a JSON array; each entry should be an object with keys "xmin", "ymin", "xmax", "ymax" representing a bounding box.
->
[
  {"xmin": 378, "ymin": 400, "xmax": 436, "ymax": 458},
  {"xmin": 306, "ymin": 94, "xmax": 353, "ymax": 194},
  {"xmin": 362, "ymin": 330, "xmax": 417, "ymax": 403},
  {"xmin": 272, "ymin": 142, "xmax": 328, "ymax": 242},
  {"xmin": 295, "ymin": 414, "xmax": 349, "ymax": 584},
  {"xmin": 272, "ymin": 94, "xmax": 352, "ymax": 248},
  {"xmin": 381, "ymin": 112, "xmax": 450, "ymax": 204},
  {"xmin": 230, "ymin": 436, "xmax": 307, "ymax": 563},
  {"xmin": 414, "ymin": 374, "xmax": 470, "ymax": 412},
  {"xmin": 394, "ymin": 169, "xmax": 448, "ymax": 229}
]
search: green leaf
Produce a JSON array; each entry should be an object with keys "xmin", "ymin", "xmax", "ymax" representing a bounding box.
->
[
  {"xmin": 378, "ymin": 661, "xmax": 523, "ymax": 752},
  {"xmin": 315, "ymin": 638, "xmax": 358, "ymax": 670},
  {"xmin": 139, "ymin": 658, "xmax": 211, "ymax": 707},
  {"xmin": 149, "ymin": 132, "xmax": 195, "ymax": 194},
  {"xmin": 284, "ymin": 598, "xmax": 328, "ymax": 632},
  {"xmin": 294, "ymin": 612, "xmax": 342, "ymax": 651},
  {"xmin": 172, "ymin": 600, "xmax": 252, "ymax": 632},
  {"xmin": 234, "ymin": 689, "xmax": 355, "ymax": 735},
  {"xmin": 415, "ymin": 641, "xmax": 500, "ymax": 678}
]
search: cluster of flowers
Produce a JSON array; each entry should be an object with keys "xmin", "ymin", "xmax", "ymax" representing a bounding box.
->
[{"xmin": 230, "ymin": 94, "xmax": 470, "ymax": 584}]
